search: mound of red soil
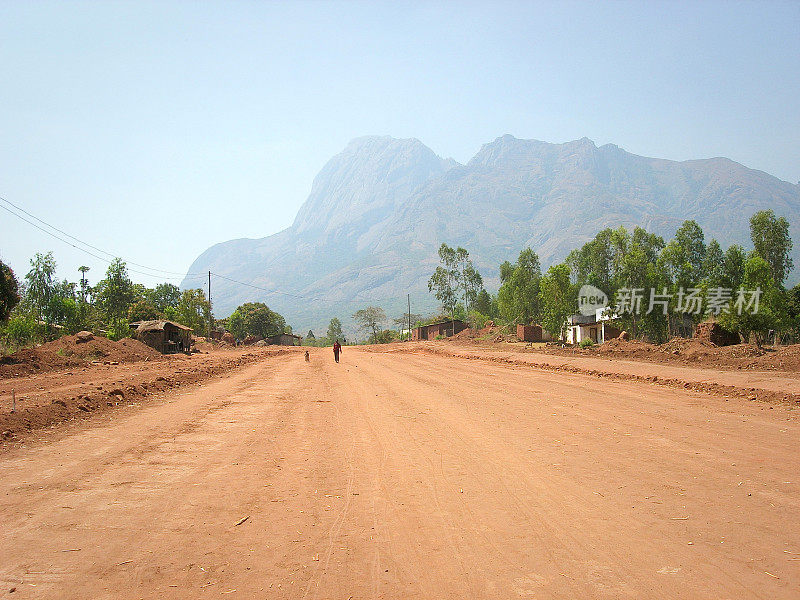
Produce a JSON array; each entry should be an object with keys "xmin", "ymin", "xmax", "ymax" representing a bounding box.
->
[
  {"xmin": 746, "ymin": 344, "xmax": 800, "ymax": 371},
  {"xmin": 659, "ymin": 337, "xmax": 718, "ymax": 357},
  {"xmin": 450, "ymin": 328, "xmax": 478, "ymax": 340},
  {"xmin": 695, "ymin": 321, "xmax": 740, "ymax": 346},
  {"xmin": 0, "ymin": 347, "xmax": 81, "ymax": 376},
  {"xmin": 712, "ymin": 344, "xmax": 767, "ymax": 359},
  {"xmin": 1, "ymin": 335, "xmax": 162, "ymax": 378},
  {"xmin": 543, "ymin": 334, "xmax": 797, "ymax": 372}
]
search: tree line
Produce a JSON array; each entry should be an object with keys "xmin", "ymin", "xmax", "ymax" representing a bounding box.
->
[
  {"xmin": 501, "ymin": 209, "xmax": 798, "ymax": 344},
  {"xmin": 0, "ymin": 253, "xmax": 211, "ymax": 348},
  {"xmin": 347, "ymin": 210, "xmax": 799, "ymax": 345}
]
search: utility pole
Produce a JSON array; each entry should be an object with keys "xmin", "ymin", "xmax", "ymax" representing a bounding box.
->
[
  {"xmin": 208, "ymin": 271, "xmax": 212, "ymax": 337},
  {"xmin": 407, "ymin": 294, "xmax": 411, "ymax": 341}
]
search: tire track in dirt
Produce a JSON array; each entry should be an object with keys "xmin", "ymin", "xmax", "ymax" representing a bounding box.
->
[{"xmin": 301, "ymin": 364, "xmax": 356, "ymax": 600}]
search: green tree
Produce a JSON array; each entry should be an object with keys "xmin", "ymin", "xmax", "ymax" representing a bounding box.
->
[
  {"xmin": 428, "ymin": 244, "xmax": 461, "ymax": 318},
  {"xmin": 566, "ymin": 228, "xmax": 614, "ymax": 293},
  {"xmin": 701, "ymin": 239, "xmax": 725, "ymax": 288},
  {"xmin": 146, "ymin": 283, "xmax": 182, "ymax": 313},
  {"xmin": 306, "ymin": 329, "xmax": 316, "ymax": 340},
  {"xmin": 326, "ymin": 317, "xmax": 344, "ymax": 344},
  {"xmin": 95, "ymin": 258, "xmax": 135, "ymax": 324},
  {"xmin": 128, "ymin": 300, "xmax": 160, "ymax": 322},
  {"xmin": 132, "ymin": 283, "xmax": 147, "ymax": 304},
  {"xmin": 0, "ymin": 261, "xmax": 20, "ymax": 322},
  {"xmin": 618, "ymin": 228, "xmax": 667, "ymax": 341},
  {"xmin": 175, "ymin": 289, "xmax": 213, "ymax": 335},
  {"xmin": 721, "ymin": 245, "xmax": 747, "ymax": 290},
  {"xmin": 78, "ymin": 265, "xmax": 90, "ymax": 303},
  {"xmin": 750, "ymin": 209, "xmax": 794, "ymax": 285},
  {"xmin": 675, "ymin": 220, "xmax": 706, "ymax": 278},
  {"xmin": 428, "ymin": 266, "xmax": 457, "ymax": 317},
  {"xmin": 659, "ymin": 220, "xmax": 704, "ymax": 292},
  {"xmin": 609, "ymin": 226, "xmax": 632, "ymax": 289},
  {"xmin": 539, "ymin": 263, "xmax": 572, "ymax": 340},
  {"xmin": 47, "ymin": 297, "xmax": 82, "ymax": 334},
  {"xmin": 458, "ymin": 259, "xmax": 483, "ymax": 312},
  {"xmin": 719, "ymin": 255, "xmax": 788, "ymax": 345},
  {"xmin": 353, "ymin": 306, "xmax": 386, "ymax": 341},
  {"xmin": 473, "ymin": 289, "xmax": 493, "ymax": 317},
  {"xmin": 497, "ymin": 248, "xmax": 542, "ymax": 325},
  {"xmin": 24, "ymin": 251, "xmax": 58, "ymax": 323},
  {"xmin": 227, "ymin": 310, "xmax": 246, "ymax": 341},
  {"xmin": 787, "ymin": 283, "xmax": 800, "ymax": 337},
  {"xmin": 226, "ymin": 302, "xmax": 285, "ymax": 340}
]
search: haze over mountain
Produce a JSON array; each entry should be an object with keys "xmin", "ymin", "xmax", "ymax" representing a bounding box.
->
[{"xmin": 183, "ymin": 135, "xmax": 800, "ymax": 333}]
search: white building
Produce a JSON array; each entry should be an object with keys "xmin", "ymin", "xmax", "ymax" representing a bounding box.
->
[{"xmin": 565, "ymin": 308, "xmax": 621, "ymax": 345}]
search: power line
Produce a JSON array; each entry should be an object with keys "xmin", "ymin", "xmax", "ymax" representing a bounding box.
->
[
  {"xmin": 0, "ymin": 196, "xmax": 206, "ymax": 279},
  {"xmin": 210, "ymin": 271, "xmax": 426, "ymax": 311},
  {"xmin": 2, "ymin": 196, "xmax": 425, "ymax": 309},
  {"xmin": 209, "ymin": 272, "xmax": 339, "ymax": 304}
]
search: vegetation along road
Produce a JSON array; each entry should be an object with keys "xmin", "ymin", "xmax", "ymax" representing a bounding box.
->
[{"xmin": 1, "ymin": 347, "xmax": 798, "ymax": 599}]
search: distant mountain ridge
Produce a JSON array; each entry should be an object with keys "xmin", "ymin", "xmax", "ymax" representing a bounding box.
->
[{"xmin": 183, "ymin": 135, "xmax": 800, "ymax": 333}]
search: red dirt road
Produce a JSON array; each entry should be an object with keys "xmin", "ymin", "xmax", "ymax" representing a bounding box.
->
[{"xmin": 1, "ymin": 348, "xmax": 798, "ymax": 599}]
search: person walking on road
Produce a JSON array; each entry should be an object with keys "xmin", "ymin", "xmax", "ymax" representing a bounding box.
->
[{"xmin": 333, "ymin": 340, "xmax": 342, "ymax": 363}]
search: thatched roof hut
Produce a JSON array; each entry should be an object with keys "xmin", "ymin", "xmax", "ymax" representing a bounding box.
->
[{"xmin": 130, "ymin": 320, "xmax": 192, "ymax": 354}]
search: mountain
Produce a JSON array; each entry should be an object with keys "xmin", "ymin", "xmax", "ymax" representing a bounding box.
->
[{"xmin": 182, "ymin": 135, "xmax": 800, "ymax": 333}]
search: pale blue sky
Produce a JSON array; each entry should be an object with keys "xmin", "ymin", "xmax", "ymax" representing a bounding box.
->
[{"xmin": 1, "ymin": 0, "xmax": 798, "ymax": 289}]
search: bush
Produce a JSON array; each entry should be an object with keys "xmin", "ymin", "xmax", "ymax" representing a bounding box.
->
[
  {"xmin": 107, "ymin": 319, "xmax": 131, "ymax": 341},
  {"xmin": 0, "ymin": 315, "xmax": 38, "ymax": 348},
  {"xmin": 579, "ymin": 338, "xmax": 595, "ymax": 349},
  {"xmin": 467, "ymin": 310, "xmax": 489, "ymax": 330},
  {"xmin": 369, "ymin": 329, "xmax": 398, "ymax": 344}
]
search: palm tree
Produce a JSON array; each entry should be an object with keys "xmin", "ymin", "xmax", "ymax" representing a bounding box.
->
[{"xmin": 78, "ymin": 266, "xmax": 90, "ymax": 303}]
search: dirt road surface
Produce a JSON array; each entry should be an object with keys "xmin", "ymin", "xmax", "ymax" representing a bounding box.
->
[
  {"xmin": 416, "ymin": 342, "xmax": 800, "ymax": 396},
  {"xmin": 1, "ymin": 348, "xmax": 798, "ymax": 599}
]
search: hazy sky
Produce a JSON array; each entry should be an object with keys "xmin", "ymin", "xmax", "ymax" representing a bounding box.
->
[{"xmin": 1, "ymin": 0, "xmax": 798, "ymax": 289}]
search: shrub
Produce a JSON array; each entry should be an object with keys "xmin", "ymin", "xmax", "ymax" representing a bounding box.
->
[
  {"xmin": 467, "ymin": 310, "xmax": 489, "ymax": 330},
  {"xmin": 107, "ymin": 319, "xmax": 131, "ymax": 341},
  {"xmin": 369, "ymin": 329, "xmax": 398, "ymax": 344},
  {"xmin": 0, "ymin": 315, "xmax": 38, "ymax": 347},
  {"xmin": 579, "ymin": 338, "xmax": 595, "ymax": 349}
]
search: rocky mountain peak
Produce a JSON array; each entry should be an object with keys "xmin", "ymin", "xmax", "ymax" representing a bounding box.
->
[
  {"xmin": 183, "ymin": 134, "xmax": 800, "ymax": 330},
  {"xmin": 468, "ymin": 135, "xmax": 602, "ymax": 172},
  {"xmin": 291, "ymin": 135, "xmax": 452, "ymax": 237}
]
